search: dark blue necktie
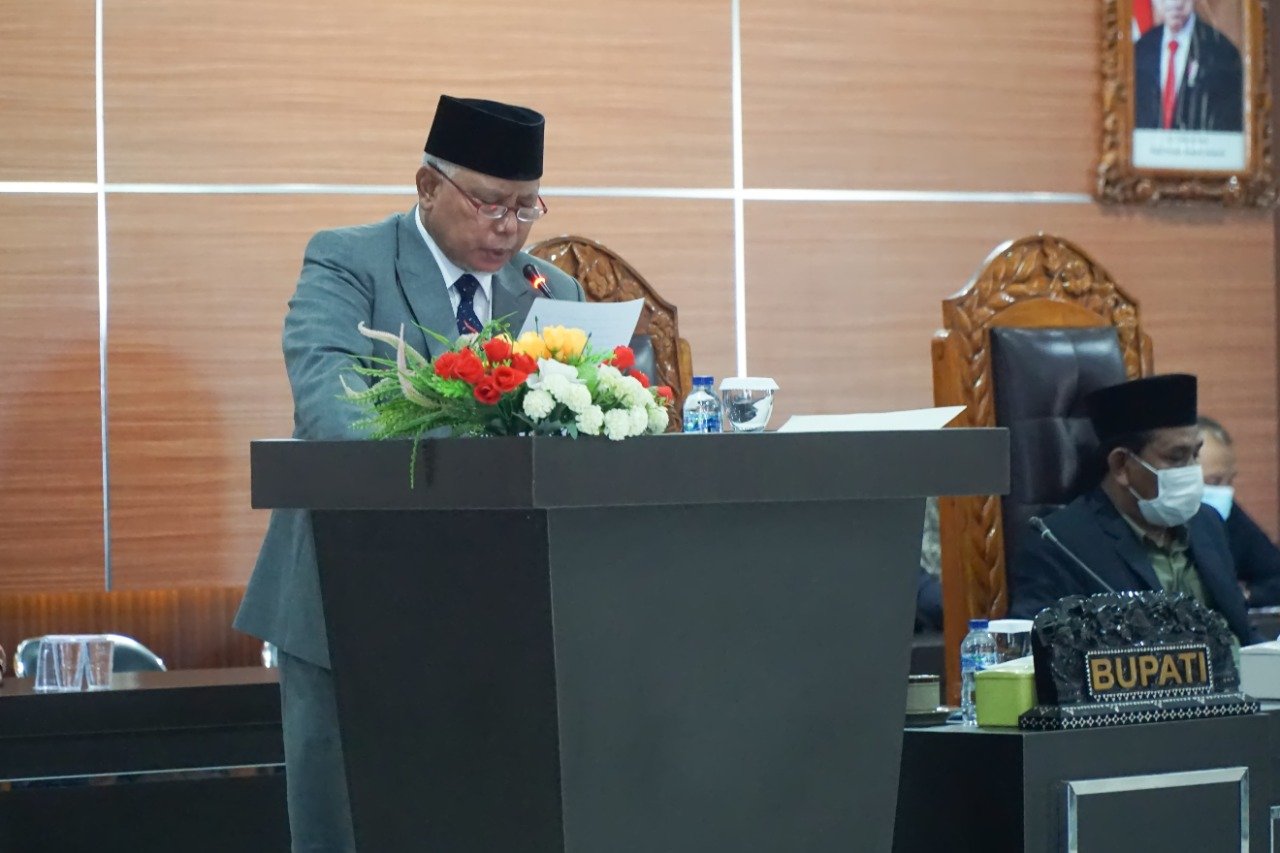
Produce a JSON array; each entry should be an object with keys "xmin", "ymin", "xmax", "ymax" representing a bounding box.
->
[{"xmin": 454, "ymin": 274, "xmax": 482, "ymax": 335}]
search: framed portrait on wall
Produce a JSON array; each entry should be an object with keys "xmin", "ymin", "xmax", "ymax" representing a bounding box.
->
[{"xmin": 1097, "ymin": 0, "xmax": 1276, "ymax": 205}]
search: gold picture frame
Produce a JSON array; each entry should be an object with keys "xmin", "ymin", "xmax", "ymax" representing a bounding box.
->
[{"xmin": 1097, "ymin": 0, "xmax": 1276, "ymax": 206}]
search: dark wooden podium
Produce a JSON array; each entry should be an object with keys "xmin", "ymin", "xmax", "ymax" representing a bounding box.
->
[{"xmin": 251, "ymin": 430, "xmax": 1007, "ymax": 852}]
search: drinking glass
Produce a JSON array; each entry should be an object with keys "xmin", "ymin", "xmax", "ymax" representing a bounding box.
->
[
  {"xmin": 35, "ymin": 635, "xmax": 85, "ymax": 692},
  {"xmin": 84, "ymin": 635, "xmax": 114, "ymax": 690},
  {"xmin": 719, "ymin": 377, "xmax": 779, "ymax": 433}
]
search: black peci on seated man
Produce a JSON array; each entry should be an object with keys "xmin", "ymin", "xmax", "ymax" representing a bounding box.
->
[{"xmin": 1008, "ymin": 374, "xmax": 1259, "ymax": 645}]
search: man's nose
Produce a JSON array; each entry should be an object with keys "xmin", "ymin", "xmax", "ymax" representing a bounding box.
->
[{"xmin": 491, "ymin": 211, "xmax": 517, "ymax": 234}]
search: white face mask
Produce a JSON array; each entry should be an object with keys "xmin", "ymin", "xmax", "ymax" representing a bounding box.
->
[
  {"xmin": 1127, "ymin": 453, "xmax": 1204, "ymax": 527},
  {"xmin": 1201, "ymin": 484, "xmax": 1234, "ymax": 520}
]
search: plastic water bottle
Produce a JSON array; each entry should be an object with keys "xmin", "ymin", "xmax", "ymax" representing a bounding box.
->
[
  {"xmin": 682, "ymin": 375, "xmax": 722, "ymax": 433},
  {"xmin": 959, "ymin": 618, "xmax": 998, "ymax": 725}
]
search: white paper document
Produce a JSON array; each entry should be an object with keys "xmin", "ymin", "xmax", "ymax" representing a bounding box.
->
[
  {"xmin": 777, "ymin": 405, "xmax": 966, "ymax": 433},
  {"xmin": 517, "ymin": 299, "xmax": 645, "ymax": 354}
]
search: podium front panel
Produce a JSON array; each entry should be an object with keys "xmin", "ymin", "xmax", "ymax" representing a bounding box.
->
[
  {"xmin": 313, "ymin": 509, "xmax": 566, "ymax": 852},
  {"xmin": 548, "ymin": 497, "xmax": 920, "ymax": 852}
]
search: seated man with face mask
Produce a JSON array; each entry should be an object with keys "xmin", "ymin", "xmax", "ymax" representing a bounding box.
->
[
  {"xmin": 1008, "ymin": 374, "xmax": 1259, "ymax": 645},
  {"xmin": 1198, "ymin": 415, "xmax": 1280, "ymax": 607}
]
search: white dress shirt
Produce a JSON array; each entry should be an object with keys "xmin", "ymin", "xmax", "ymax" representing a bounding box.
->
[
  {"xmin": 1160, "ymin": 14, "xmax": 1195, "ymax": 100},
  {"xmin": 413, "ymin": 205, "xmax": 493, "ymax": 326}
]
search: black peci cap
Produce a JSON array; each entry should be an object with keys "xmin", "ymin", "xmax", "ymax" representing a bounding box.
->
[
  {"xmin": 1084, "ymin": 373, "xmax": 1198, "ymax": 442},
  {"xmin": 424, "ymin": 95, "xmax": 544, "ymax": 181}
]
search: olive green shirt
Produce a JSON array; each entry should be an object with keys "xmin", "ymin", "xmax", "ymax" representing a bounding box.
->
[{"xmin": 1120, "ymin": 514, "xmax": 1209, "ymax": 606}]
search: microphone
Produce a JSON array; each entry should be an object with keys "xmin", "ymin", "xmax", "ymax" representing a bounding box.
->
[
  {"xmin": 522, "ymin": 264, "xmax": 553, "ymax": 299},
  {"xmin": 1029, "ymin": 516, "xmax": 1117, "ymax": 594}
]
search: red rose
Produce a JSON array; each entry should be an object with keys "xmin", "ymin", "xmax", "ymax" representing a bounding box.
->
[
  {"xmin": 611, "ymin": 345, "xmax": 635, "ymax": 371},
  {"xmin": 454, "ymin": 350, "xmax": 485, "ymax": 384},
  {"xmin": 491, "ymin": 365, "xmax": 525, "ymax": 393},
  {"xmin": 482, "ymin": 338, "xmax": 513, "ymax": 364},
  {"xmin": 433, "ymin": 352, "xmax": 458, "ymax": 379},
  {"xmin": 473, "ymin": 378, "xmax": 501, "ymax": 405},
  {"xmin": 628, "ymin": 369, "xmax": 651, "ymax": 388},
  {"xmin": 656, "ymin": 385, "xmax": 674, "ymax": 401},
  {"xmin": 510, "ymin": 353, "xmax": 538, "ymax": 375}
]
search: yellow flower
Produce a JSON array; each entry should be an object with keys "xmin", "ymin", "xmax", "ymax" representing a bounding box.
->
[
  {"xmin": 513, "ymin": 330, "xmax": 550, "ymax": 359},
  {"xmin": 541, "ymin": 325, "xmax": 588, "ymax": 360}
]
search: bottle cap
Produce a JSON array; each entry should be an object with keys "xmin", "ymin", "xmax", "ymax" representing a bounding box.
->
[
  {"xmin": 986, "ymin": 619, "xmax": 1033, "ymax": 634},
  {"xmin": 968, "ymin": 618, "xmax": 989, "ymax": 630},
  {"xmin": 692, "ymin": 375, "xmax": 714, "ymax": 386}
]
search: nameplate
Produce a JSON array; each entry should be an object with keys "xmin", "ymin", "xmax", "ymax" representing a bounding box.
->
[
  {"xmin": 1085, "ymin": 643, "xmax": 1213, "ymax": 701},
  {"xmin": 1019, "ymin": 592, "xmax": 1256, "ymax": 730}
]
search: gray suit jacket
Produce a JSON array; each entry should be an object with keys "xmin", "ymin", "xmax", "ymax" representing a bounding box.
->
[{"xmin": 235, "ymin": 207, "xmax": 584, "ymax": 668}]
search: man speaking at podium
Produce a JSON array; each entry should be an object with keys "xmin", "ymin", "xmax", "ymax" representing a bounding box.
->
[
  {"xmin": 235, "ymin": 96, "xmax": 582, "ymax": 852},
  {"xmin": 1009, "ymin": 374, "xmax": 1257, "ymax": 645}
]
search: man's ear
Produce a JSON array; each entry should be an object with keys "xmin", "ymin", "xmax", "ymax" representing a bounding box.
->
[
  {"xmin": 415, "ymin": 166, "xmax": 438, "ymax": 208},
  {"xmin": 1106, "ymin": 447, "xmax": 1131, "ymax": 486}
]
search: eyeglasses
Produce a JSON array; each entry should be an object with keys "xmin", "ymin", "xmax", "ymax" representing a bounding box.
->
[{"xmin": 429, "ymin": 164, "xmax": 547, "ymax": 223}]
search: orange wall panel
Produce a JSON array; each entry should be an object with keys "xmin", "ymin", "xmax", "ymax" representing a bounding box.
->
[
  {"xmin": 0, "ymin": 196, "xmax": 104, "ymax": 590},
  {"xmin": 0, "ymin": 0, "xmax": 96, "ymax": 181},
  {"xmin": 741, "ymin": 0, "xmax": 1098, "ymax": 192},
  {"xmin": 104, "ymin": 194, "xmax": 405, "ymax": 588},
  {"xmin": 105, "ymin": 0, "xmax": 731, "ymax": 187}
]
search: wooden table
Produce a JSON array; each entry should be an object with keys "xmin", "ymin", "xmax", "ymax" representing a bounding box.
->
[{"xmin": 0, "ymin": 667, "xmax": 287, "ymax": 853}]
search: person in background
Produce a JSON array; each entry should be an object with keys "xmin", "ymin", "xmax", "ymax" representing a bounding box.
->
[
  {"xmin": 1198, "ymin": 415, "xmax": 1280, "ymax": 606},
  {"xmin": 1008, "ymin": 374, "xmax": 1257, "ymax": 644},
  {"xmin": 1133, "ymin": 0, "xmax": 1243, "ymax": 131},
  {"xmin": 915, "ymin": 497, "xmax": 943, "ymax": 632}
]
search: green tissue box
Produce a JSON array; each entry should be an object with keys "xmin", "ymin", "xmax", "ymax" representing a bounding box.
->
[{"xmin": 974, "ymin": 655, "xmax": 1037, "ymax": 727}]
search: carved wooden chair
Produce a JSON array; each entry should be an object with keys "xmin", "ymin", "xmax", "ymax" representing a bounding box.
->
[
  {"xmin": 931, "ymin": 234, "xmax": 1153, "ymax": 702},
  {"xmin": 526, "ymin": 235, "xmax": 693, "ymax": 430}
]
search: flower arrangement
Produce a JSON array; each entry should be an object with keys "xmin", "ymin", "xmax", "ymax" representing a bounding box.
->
[{"xmin": 343, "ymin": 320, "xmax": 674, "ymax": 443}]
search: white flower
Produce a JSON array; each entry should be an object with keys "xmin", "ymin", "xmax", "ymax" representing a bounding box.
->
[
  {"xmin": 596, "ymin": 376, "xmax": 622, "ymax": 399},
  {"xmin": 596, "ymin": 364, "xmax": 622, "ymax": 382},
  {"xmin": 543, "ymin": 374, "xmax": 572, "ymax": 401},
  {"xmin": 628, "ymin": 406, "xmax": 649, "ymax": 435},
  {"xmin": 603, "ymin": 408, "xmax": 632, "ymax": 441},
  {"xmin": 526, "ymin": 358, "xmax": 580, "ymax": 391},
  {"xmin": 560, "ymin": 383, "xmax": 593, "ymax": 415},
  {"xmin": 620, "ymin": 375, "xmax": 650, "ymax": 408},
  {"xmin": 647, "ymin": 405, "xmax": 669, "ymax": 433},
  {"xmin": 522, "ymin": 389, "xmax": 555, "ymax": 420},
  {"xmin": 577, "ymin": 405, "xmax": 604, "ymax": 435}
]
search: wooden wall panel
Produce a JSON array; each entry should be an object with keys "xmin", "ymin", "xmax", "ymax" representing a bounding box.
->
[
  {"xmin": 530, "ymin": 198, "xmax": 737, "ymax": 385},
  {"xmin": 740, "ymin": 0, "xmax": 1097, "ymax": 192},
  {"xmin": 105, "ymin": 194, "xmax": 409, "ymax": 589},
  {"xmin": 744, "ymin": 202, "xmax": 1278, "ymax": 533},
  {"xmin": 0, "ymin": 587, "xmax": 261, "ymax": 672},
  {"xmin": 0, "ymin": 0, "xmax": 96, "ymax": 181},
  {"xmin": 0, "ymin": 197, "xmax": 103, "ymax": 591},
  {"xmin": 105, "ymin": 0, "xmax": 731, "ymax": 187}
]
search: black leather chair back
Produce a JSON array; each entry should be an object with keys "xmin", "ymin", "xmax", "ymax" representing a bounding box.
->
[
  {"xmin": 629, "ymin": 334, "xmax": 658, "ymax": 385},
  {"xmin": 990, "ymin": 326, "xmax": 1128, "ymax": 568}
]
